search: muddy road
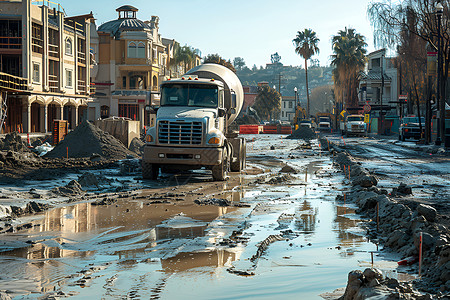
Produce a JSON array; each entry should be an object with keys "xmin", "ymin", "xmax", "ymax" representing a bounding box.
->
[{"xmin": 0, "ymin": 135, "xmax": 422, "ymax": 299}]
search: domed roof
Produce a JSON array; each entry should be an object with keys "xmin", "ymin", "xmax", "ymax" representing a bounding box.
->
[
  {"xmin": 98, "ymin": 18, "xmax": 151, "ymax": 35},
  {"xmin": 98, "ymin": 6, "xmax": 151, "ymax": 37}
]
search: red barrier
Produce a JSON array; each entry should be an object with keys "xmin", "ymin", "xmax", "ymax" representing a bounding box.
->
[{"xmin": 239, "ymin": 125, "xmax": 260, "ymax": 134}]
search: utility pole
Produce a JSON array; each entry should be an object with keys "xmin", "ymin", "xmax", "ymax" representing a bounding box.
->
[{"xmin": 380, "ymin": 54, "xmax": 384, "ymax": 135}]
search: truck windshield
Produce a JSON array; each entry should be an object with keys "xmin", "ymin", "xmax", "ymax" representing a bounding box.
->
[
  {"xmin": 402, "ymin": 117, "xmax": 424, "ymax": 123},
  {"xmin": 347, "ymin": 116, "xmax": 364, "ymax": 122},
  {"xmin": 160, "ymin": 83, "xmax": 218, "ymax": 108}
]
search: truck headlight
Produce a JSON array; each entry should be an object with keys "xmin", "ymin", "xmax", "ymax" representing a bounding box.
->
[
  {"xmin": 208, "ymin": 137, "xmax": 220, "ymax": 144},
  {"xmin": 146, "ymin": 135, "xmax": 153, "ymax": 142}
]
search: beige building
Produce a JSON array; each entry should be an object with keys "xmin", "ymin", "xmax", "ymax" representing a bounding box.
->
[
  {"xmin": 90, "ymin": 5, "xmax": 170, "ymax": 128},
  {"xmin": 0, "ymin": 0, "xmax": 94, "ymax": 133}
]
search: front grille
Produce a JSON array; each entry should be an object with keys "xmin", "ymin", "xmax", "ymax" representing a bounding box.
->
[{"xmin": 158, "ymin": 120, "xmax": 203, "ymax": 145}]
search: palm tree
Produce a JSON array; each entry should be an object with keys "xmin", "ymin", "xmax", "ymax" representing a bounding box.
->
[
  {"xmin": 331, "ymin": 27, "xmax": 367, "ymax": 110},
  {"xmin": 293, "ymin": 29, "xmax": 320, "ymax": 118},
  {"xmin": 171, "ymin": 45, "xmax": 196, "ymax": 74}
]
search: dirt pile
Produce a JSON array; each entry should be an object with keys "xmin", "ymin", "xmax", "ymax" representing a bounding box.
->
[
  {"xmin": 287, "ymin": 127, "xmax": 316, "ymax": 140},
  {"xmin": 0, "ymin": 132, "xmax": 30, "ymax": 152},
  {"xmin": 129, "ymin": 137, "xmax": 145, "ymax": 156},
  {"xmin": 51, "ymin": 180, "xmax": 85, "ymax": 197},
  {"xmin": 234, "ymin": 114, "xmax": 259, "ymax": 125},
  {"xmin": 45, "ymin": 121, "xmax": 136, "ymax": 160}
]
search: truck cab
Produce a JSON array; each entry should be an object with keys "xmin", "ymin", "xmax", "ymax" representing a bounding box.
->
[
  {"xmin": 341, "ymin": 115, "xmax": 367, "ymax": 137},
  {"xmin": 142, "ymin": 64, "xmax": 246, "ymax": 181}
]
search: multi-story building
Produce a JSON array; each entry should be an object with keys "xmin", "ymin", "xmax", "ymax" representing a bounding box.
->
[
  {"xmin": 0, "ymin": 0, "xmax": 94, "ymax": 133},
  {"xmin": 280, "ymin": 96, "xmax": 296, "ymax": 122},
  {"xmin": 359, "ymin": 49, "xmax": 398, "ymax": 111},
  {"xmin": 90, "ymin": 5, "xmax": 169, "ymax": 128}
]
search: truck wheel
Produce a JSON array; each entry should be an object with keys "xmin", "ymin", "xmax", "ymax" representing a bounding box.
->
[
  {"xmin": 212, "ymin": 147, "xmax": 229, "ymax": 181},
  {"xmin": 142, "ymin": 162, "xmax": 159, "ymax": 180}
]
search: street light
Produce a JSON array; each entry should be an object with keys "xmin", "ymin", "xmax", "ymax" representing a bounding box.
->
[
  {"xmin": 435, "ymin": 2, "xmax": 444, "ymax": 145},
  {"xmin": 294, "ymin": 87, "xmax": 298, "ymax": 106}
]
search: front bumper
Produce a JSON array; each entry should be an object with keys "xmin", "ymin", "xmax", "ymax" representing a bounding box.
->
[{"xmin": 143, "ymin": 145, "xmax": 223, "ymax": 166}]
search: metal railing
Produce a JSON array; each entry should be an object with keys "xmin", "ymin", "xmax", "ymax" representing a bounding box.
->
[
  {"xmin": 0, "ymin": 72, "xmax": 28, "ymax": 92},
  {"xmin": 77, "ymin": 51, "xmax": 86, "ymax": 64},
  {"xmin": 0, "ymin": 37, "xmax": 22, "ymax": 49},
  {"xmin": 77, "ymin": 79, "xmax": 86, "ymax": 93},
  {"xmin": 49, "ymin": 44, "xmax": 59, "ymax": 58},
  {"xmin": 32, "ymin": 0, "xmax": 66, "ymax": 16},
  {"xmin": 48, "ymin": 74, "xmax": 58, "ymax": 92}
]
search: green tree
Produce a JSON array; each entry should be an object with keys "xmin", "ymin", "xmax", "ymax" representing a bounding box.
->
[
  {"xmin": 331, "ymin": 27, "xmax": 367, "ymax": 110},
  {"xmin": 293, "ymin": 29, "xmax": 320, "ymax": 117},
  {"xmin": 203, "ymin": 54, "xmax": 236, "ymax": 73},
  {"xmin": 233, "ymin": 57, "xmax": 246, "ymax": 71},
  {"xmin": 172, "ymin": 45, "xmax": 197, "ymax": 73},
  {"xmin": 252, "ymin": 85, "xmax": 281, "ymax": 120}
]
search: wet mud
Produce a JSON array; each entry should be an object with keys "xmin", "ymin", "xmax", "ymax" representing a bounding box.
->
[{"xmin": 0, "ymin": 135, "xmax": 421, "ymax": 299}]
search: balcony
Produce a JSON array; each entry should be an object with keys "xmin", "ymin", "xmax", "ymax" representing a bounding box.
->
[
  {"xmin": 77, "ymin": 52, "xmax": 86, "ymax": 64},
  {"xmin": 49, "ymin": 44, "xmax": 59, "ymax": 59},
  {"xmin": 0, "ymin": 72, "xmax": 28, "ymax": 91},
  {"xmin": 48, "ymin": 75, "xmax": 58, "ymax": 93},
  {"xmin": 77, "ymin": 79, "xmax": 86, "ymax": 94},
  {"xmin": 0, "ymin": 37, "xmax": 22, "ymax": 49}
]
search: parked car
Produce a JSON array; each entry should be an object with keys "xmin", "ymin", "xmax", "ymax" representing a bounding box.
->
[{"xmin": 399, "ymin": 116, "xmax": 425, "ymax": 141}]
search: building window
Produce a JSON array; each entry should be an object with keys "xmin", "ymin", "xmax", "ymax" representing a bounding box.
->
[
  {"xmin": 127, "ymin": 42, "xmax": 137, "ymax": 58},
  {"xmin": 282, "ymin": 111, "xmax": 284, "ymax": 118},
  {"xmin": 119, "ymin": 103, "xmax": 139, "ymax": 120},
  {"xmin": 100, "ymin": 105, "xmax": 109, "ymax": 119},
  {"xmin": 32, "ymin": 63, "xmax": 40, "ymax": 83},
  {"xmin": 137, "ymin": 42, "xmax": 145, "ymax": 58},
  {"xmin": 122, "ymin": 76, "xmax": 127, "ymax": 89},
  {"xmin": 127, "ymin": 41, "xmax": 145, "ymax": 58},
  {"xmin": 289, "ymin": 101, "xmax": 293, "ymax": 108},
  {"xmin": 283, "ymin": 101, "xmax": 286, "ymax": 108},
  {"xmin": 65, "ymin": 38, "xmax": 72, "ymax": 55},
  {"xmin": 65, "ymin": 69, "xmax": 72, "ymax": 87}
]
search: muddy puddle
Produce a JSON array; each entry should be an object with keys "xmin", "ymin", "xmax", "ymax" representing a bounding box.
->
[{"xmin": 0, "ymin": 135, "xmax": 410, "ymax": 299}]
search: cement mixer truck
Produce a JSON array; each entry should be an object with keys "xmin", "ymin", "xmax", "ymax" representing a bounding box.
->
[{"xmin": 142, "ymin": 63, "xmax": 246, "ymax": 181}]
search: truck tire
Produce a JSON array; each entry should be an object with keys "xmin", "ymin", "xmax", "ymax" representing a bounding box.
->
[
  {"xmin": 212, "ymin": 147, "xmax": 229, "ymax": 181},
  {"xmin": 142, "ymin": 162, "xmax": 159, "ymax": 180},
  {"xmin": 230, "ymin": 139, "xmax": 245, "ymax": 172}
]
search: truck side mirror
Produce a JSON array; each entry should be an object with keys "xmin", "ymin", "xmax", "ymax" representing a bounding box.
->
[
  {"xmin": 231, "ymin": 92, "xmax": 237, "ymax": 109},
  {"xmin": 218, "ymin": 108, "xmax": 227, "ymax": 117}
]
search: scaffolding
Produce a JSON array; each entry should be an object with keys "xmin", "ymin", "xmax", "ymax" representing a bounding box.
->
[
  {"xmin": 0, "ymin": 72, "xmax": 28, "ymax": 132},
  {"xmin": 0, "ymin": 92, "xmax": 6, "ymax": 132}
]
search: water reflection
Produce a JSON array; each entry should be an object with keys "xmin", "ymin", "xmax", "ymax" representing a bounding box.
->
[{"xmin": 294, "ymin": 200, "xmax": 318, "ymax": 233}]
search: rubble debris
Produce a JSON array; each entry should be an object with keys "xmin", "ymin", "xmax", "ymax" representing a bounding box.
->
[
  {"xmin": 194, "ymin": 198, "xmax": 231, "ymax": 206},
  {"xmin": 286, "ymin": 127, "xmax": 316, "ymax": 140},
  {"xmin": 91, "ymin": 197, "xmax": 117, "ymax": 206},
  {"xmin": 226, "ymin": 267, "xmax": 255, "ymax": 276},
  {"xmin": 128, "ymin": 137, "xmax": 145, "ymax": 156},
  {"xmin": 251, "ymin": 234, "xmax": 284, "ymax": 263},
  {"xmin": 119, "ymin": 158, "xmax": 141, "ymax": 175},
  {"xmin": 266, "ymin": 174, "xmax": 295, "ymax": 184},
  {"xmin": 339, "ymin": 268, "xmax": 428, "ymax": 300},
  {"xmin": 51, "ymin": 180, "xmax": 85, "ymax": 197},
  {"xmin": 0, "ymin": 132, "xmax": 30, "ymax": 152},
  {"xmin": 280, "ymin": 164, "xmax": 298, "ymax": 173},
  {"xmin": 391, "ymin": 182, "xmax": 413, "ymax": 197},
  {"xmin": 45, "ymin": 121, "xmax": 137, "ymax": 160},
  {"xmin": 417, "ymin": 204, "xmax": 437, "ymax": 222}
]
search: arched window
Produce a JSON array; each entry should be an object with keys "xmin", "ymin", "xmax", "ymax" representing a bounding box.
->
[
  {"xmin": 137, "ymin": 42, "xmax": 145, "ymax": 58},
  {"xmin": 65, "ymin": 38, "xmax": 72, "ymax": 55},
  {"xmin": 127, "ymin": 42, "xmax": 137, "ymax": 58}
]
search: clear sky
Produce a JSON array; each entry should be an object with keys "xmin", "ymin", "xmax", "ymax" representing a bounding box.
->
[{"xmin": 57, "ymin": 0, "xmax": 376, "ymax": 68}]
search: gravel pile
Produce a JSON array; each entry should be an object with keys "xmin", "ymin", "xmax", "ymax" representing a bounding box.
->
[
  {"xmin": 287, "ymin": 127, "xmax": 316, "ymax": 140},
  {"xmin": 45, "ymin": 121, "xmax": 136, "ymax": 160}
]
